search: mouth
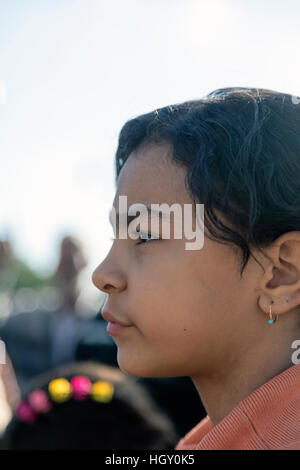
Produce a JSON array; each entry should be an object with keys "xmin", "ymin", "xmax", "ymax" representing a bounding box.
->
[
  {"xmin": 106, "ymin": 321, "xmax": 133, "ymax": 336},
  {"xmin": 102, "ymin": 309, "xmax": 132, "ymax": 327}
]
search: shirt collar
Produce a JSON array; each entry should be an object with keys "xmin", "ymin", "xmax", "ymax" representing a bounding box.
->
[{"xmin": 176, "ymin": 363, "xmax": 300, "ymax": 450}]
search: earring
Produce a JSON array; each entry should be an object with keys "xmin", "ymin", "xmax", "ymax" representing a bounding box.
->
[{"xmin": 268, "ymin": 302, "xmax": 278, "ymax": 324}]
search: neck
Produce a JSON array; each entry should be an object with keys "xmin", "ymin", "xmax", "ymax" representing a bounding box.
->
[{"xmin": 190, "ymin": 335, "xmax": 295, "ymax": 427}]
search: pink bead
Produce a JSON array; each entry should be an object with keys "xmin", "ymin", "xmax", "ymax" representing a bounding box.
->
[
  {"xmin": 28, "ymin": 389, "xmax": 52, "ymax": 414},
  {"xmin": 16, "ymin": 401, "xmax": 37, "ymax": 423},
  {"xmin": 70, "ymin": 376, "xmax": 91, "ymax": 401}
]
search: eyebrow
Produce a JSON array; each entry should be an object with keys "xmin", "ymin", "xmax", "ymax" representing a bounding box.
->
[{"xmin": 108, "ymin": 206, "xmax": 166, "ymax": 227}]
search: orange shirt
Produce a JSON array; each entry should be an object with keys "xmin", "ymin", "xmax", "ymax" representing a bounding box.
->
[{"xmin": 175, "ymin": 363, "xmax": 300, "ymax": 450}]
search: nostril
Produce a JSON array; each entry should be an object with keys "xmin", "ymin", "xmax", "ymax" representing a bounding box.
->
[
  {"xmin": 91, "ymin": 271, "xmax": 113, "ymax": 293},
  {"xmin": 91, "ymin": 267, "xmax": 126, "ymax": 294},
  {"xmin": 103, "ymin": 283, "xmax": 114, "ymax": 293}
]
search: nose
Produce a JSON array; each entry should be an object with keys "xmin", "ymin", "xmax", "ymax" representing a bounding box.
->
[{"xmin": 92, "ymin": 257, "xmax": 127, "ymax": 295}]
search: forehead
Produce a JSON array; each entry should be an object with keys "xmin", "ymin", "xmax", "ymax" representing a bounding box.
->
[{"xmin": 113, "ymin": 143, "xmax": 191, "ymax": 209}]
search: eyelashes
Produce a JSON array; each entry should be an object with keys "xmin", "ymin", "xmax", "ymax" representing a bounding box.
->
[
  {"xmin": 136, "ymin": 232, "xmax": 160, "ymax": 245},
  {"xmin": 109, "ymin": 232, "xmax": 160, "ymax": 246}
]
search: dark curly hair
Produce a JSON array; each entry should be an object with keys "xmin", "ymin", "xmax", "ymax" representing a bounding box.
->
[
  {"xmin": 115, "ymin": 87, "xmax": 300, "ymax": 278},
  {"xmin": 0, "ymin": 362, "xmax": 179, "ymax": 450}
]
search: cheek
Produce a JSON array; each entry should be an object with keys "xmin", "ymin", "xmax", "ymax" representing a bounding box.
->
[
  {"xmin": 129, "ymin": 262, "xmax": 212, "ymax": 337},
  {"xmin": 129, "ymin": 240, "xmax": 240, "ymax": 333}
]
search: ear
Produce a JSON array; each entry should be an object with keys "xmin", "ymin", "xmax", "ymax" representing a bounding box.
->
[{"xmin": 256, "ymin": 231, "xmax": 300, "ymax": 317}]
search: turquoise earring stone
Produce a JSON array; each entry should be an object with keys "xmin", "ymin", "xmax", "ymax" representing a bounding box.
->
[{"xmin": 268, "ymin": 319, "xmax": 274, "ymax": 324}]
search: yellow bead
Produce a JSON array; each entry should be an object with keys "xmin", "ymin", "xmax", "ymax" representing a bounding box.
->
[
  {"xmin": 48, "ymin": 378, "xmax": 72, "ymax": 403},
  {"xmin": 91, "ymin": 381, "xmax": 114, "ymax": 403}
]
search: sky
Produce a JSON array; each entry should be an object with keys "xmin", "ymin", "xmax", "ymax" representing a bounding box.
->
[{"xmin": 1, "ymin": 0, "xmax": 300, "ymax": 308}]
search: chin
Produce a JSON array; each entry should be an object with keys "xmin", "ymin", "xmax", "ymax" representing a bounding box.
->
[{"xmin": 116, "ymin": 353, "xmax": 176, "ymax": 379}]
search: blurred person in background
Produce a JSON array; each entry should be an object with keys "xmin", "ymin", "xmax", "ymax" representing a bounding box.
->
[
  {"xmin": 0, "ymin": 361, "xmax": 178, "ymax": 450},
  {"xmin": 0, "ymin": 235, "xmax": 89, "ymax": 390},
  {"xmin": 49, "ymin": 235, "xmax": 87, "ymax": 366}
]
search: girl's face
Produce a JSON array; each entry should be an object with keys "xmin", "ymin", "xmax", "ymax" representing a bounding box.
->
[{"xmin": 92, "ymin": 143, "xmax": 265, "ymax": 379}]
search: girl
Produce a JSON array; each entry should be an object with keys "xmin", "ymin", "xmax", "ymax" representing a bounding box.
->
[{"xmin": 92, "ymin": 87, "xmax": 300, "ymax": 450}]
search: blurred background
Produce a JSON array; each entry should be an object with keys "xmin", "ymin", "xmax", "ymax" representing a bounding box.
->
[{"xmin": 0, "ymin": 0, "xmax": 299, "ymax": 447}]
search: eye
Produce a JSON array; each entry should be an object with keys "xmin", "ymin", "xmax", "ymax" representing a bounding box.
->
[
  {"xmin": 136, "ymin": 232, "xmax": 160, "ymax": 246},
  {"xmin": 109, "ymin": 234, "xmax": 160, "ymax": 245}
]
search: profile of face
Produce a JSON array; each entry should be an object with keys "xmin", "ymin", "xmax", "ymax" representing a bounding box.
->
[{"xmin": 92, "ymin": 143, "xmax": 285, "ymax": 380}]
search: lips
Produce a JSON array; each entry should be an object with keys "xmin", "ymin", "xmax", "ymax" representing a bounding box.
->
[{"xmin": 101, "ymin": 310, "xmax": 132, "ymax": 327}]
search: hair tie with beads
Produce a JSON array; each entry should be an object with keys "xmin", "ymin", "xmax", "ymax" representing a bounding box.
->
[{"xmin": 15, "ymin": 376, "xmax": 115, "ymax": 423}]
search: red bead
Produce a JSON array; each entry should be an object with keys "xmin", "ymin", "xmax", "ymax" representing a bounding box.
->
[
  {"xmin": 16, "ymin": 401, "xmax": 37, "ymax": 423},
  {"xmin": 70, "ymin": 376, "xmax": 91, "ymax": 401}
]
